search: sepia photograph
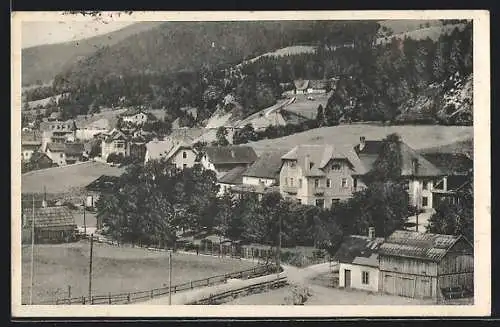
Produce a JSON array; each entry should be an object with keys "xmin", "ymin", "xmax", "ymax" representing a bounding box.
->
[{"xmin": 11, "ymin": 10, "xmax": 490, "ymax": 317}]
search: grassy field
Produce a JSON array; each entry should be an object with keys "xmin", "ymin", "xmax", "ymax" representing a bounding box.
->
[
  {"xmin": 249, "ymin": 124, "xmax": 473, "ymax": 155},
  {"xmin": 21, "ymin": 161, "xmax": 125, "ymax": 195},
  {"xmin": 21, "ymin": 241, "xmax": 256, "ymax": 304},
  {"xmin": 282, "ymin": 93, "xmax": 331, "ymax": 120}
]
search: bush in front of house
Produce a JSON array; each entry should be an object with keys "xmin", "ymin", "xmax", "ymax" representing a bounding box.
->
[{"xmin": 106, "ymin": 152, "xmax": 125, "ymax": 164}]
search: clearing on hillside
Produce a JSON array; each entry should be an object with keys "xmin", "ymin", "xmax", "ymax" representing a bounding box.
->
[
  {"xmin": 22, "ymin": 242, "xmax": 256, "ymax": 304},
  {"xmin": 249, "ymin": 123, "xmax": 473, "ymax": 155},
  {"xmin": 21, "ymin": 161, "xmax": 125, "ymax": 196}
]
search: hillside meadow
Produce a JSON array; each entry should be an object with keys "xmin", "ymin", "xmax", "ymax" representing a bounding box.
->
[{"xmin": 249, "ymin": 124, "xmax": 473, "ymax": 155}]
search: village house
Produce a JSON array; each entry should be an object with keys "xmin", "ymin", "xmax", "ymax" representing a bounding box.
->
[
  {"xmin": 121, "ymin": 109, "xmax": 152, "ymax": 125},
  {"xmin": 200, "ymin": 145, "xmax": 258, "ymax": 179},
  {"xmin": 163, "ymin": 142, "xmax": 198, "ymax": 170},
  {"xmin": 101, "ymin": 129, "xmax": 130, "ymax": 161},
  {"xmin": 242, "ymin": 150, "xmax": 288, "ymax": 187},
  {"xmin": 334, "ymin": 227, "xmax": 385, "ymax": 292},
  {"xmin": 21, "ymin": 130, "xmax": 42, "ymax": 162},
  {"xmin": 39, "ymin": 120, "xmax": 77, "ymax": 150},
  {"xmin": 26, "ymin": 152, "xmax": 54, "ymax": 171},
  {"xmin": 85, "ymin": 175, "xmax": 121, "ymax": 228},
  {"xmin": 279, "ymin": 144, "xmax": 367, "ymax": 208},
  {"xmin": 75, "ymin": 118, "xmax": 110, "ymax": 141},
  {"xmin": 217, "ymin": 166, "xmax": 247, "ymax": 196},
  {"xmin": 420, "ymin": 152, "xmax": 473, "ymax": 208},
  {"xmin": 43, "ymin": 142, "xmax": 85, "ymax": 166},
  {"xmin": 354, "ymin": 136, "xmax": 444, "ymax": 210},
  {"xmin": 378, "ymin": 230, "xmax": 474, "ymax": 302},
  {"xmin": 22, "ymin": 205, "xmax": 78, "ymax": 244}
]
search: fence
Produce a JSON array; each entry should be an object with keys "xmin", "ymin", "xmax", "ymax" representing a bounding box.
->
[
  {"xmin": 37, "ymin": 264, "xmax": 278, "ymax": 305},
  {"xmin": 189, "ymin": 276, "xmax": 288, "ymax": 305}
]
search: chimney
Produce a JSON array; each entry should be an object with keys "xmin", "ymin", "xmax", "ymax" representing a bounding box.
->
[
  {"xmin": 359, "ymin": 136, "xmax": 366, "ymax": 151},
  {"xmin": 412, "ymin": 159, "xmax": 419, "ymax": 175},
  {"xmin": 368, "ymin": 227, "xmax": 375, "ymax": 240}
]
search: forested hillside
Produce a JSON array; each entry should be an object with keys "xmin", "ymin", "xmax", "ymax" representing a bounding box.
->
[
  {"xmin": 24, "ymin": 20, "xmax": 473, "ymax": 127},
  {"xmin": 21, "ymin": 22, "xmax": 163, "ymax": 86}
]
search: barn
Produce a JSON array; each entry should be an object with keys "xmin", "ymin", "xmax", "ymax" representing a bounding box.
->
[
  {"xmin": 378, "ymin": 230, "xmax": 474, "ymax": 303},
  {"xmin": 22, "ymin": 206, "xmax": 78, "ymax": 244}
]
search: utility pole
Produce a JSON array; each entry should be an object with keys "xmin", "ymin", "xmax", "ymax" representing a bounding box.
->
[
  {"xmin": 168, "ymin": 250, "xmax": 172, "ymax": 305},
  {"xmin": 277, "ymin": 214, "xmax": 282, "ymax": 272},
  {"xmin": 29, "ymin": 195, "xmax": 35, "ymax": 305},
  {"xmin": 83, "ymin": 198, "xmax": 87, "ymax": 236},
  {"xmin": 88, "ymin": 233, "xmax": 94, "ymax": 303}
]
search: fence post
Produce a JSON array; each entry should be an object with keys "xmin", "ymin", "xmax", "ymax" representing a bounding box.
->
[
  {"xmin": 173, "ymin": 285, "xmax": 177, "ymax": 294},
  {"xmin": 207, "ymin": 277, "xmax": 210, "ymax": 286},
  {"xmin": 127, "ymin": 293, "xmax": 131, "ymax": 303},
  {"xmin": 82, "ymin": 296, "xmax": 85, "ymax": 304},
  {"xmin": 150, "ymin": 289, "xmax": 154, "ymax": 298},
  {"xmin": 190, "ymin": 281, "xmax": 193, "ymax": 289},
  {"xmin": 108, "ymin": 292, "xmax": 111, "ymax": 304},
  {"xmin": 91, "ymin": 296, "xmax": 94, "ymax": 305}
]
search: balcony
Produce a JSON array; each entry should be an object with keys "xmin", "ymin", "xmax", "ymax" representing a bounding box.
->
[
  {"xmin": 313, "ymin": 186, "xmax": 326, "ymax": 195},
  {"xmin": 282, "ymin": 185, "xmax": 298, "ymax": 194}
]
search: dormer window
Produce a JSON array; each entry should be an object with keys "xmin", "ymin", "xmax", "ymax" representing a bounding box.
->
[{"xmin": 331, "ymin": 163, "xmax": 341, "ymax": 170}]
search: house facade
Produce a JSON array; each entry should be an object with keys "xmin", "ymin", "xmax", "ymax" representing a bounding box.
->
[
  {"xmin": 354, "ymin": 137, "xmax": 444, "ymax": 210},
  {"xmin": 335, "ymin": 228, "xmax": 384, "ymax": 293},
  {"xmin": 101, "ymin": 129, "xmax": 130, "ymax": 161},
  {"xmin": 44, "ymin": 143, "xmax": 67, "ymax": 166},
  {"xmin": 200, "ymin": 145, "xmax": 258, "ymax": 179},
  {"xmin": 165, "ymin": 143, "xmax": 198, "ymax": 170},
  {"xmin": 40, "ymin": 120, "xmax": 77, "ymax": 150},
  {"xmin": 378, "ymin": 230, "xmax": 474, "ymax": 302},
  {"xmin": 21, "ymin": 131, "xmax": 42, "ymax": 162},
  {"xmin": 121, "ymin": 110, "xmax": 150, "ymax": 125},
  {"xmin": 279, "ymin": 144, "xmax": 367, "ymax": 208}
]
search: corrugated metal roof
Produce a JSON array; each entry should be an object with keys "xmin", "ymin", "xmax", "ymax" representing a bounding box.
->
[
  {"xmin": 332, "ymin": 235, "xmax": 385, "ymax": 267},
  {"xmin": 378, "ymin": 230, "xmax": 464, "ymax": 262}
]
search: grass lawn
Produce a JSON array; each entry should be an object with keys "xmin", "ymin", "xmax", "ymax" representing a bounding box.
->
[
  {"xmin": 21, "ymin": 241, "xmax": 256, "ymax": 304},
  {"xmin": 249, "ymin": 123, "xmax": 473, "ymax": 155},
  {"xmin": 21, "ymin": 161, "xmax": 125, "ymax": 195}
]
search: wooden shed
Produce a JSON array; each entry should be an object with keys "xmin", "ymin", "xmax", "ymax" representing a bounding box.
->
[
  {"xmin": 378, "ymin": 230, "xmax": 474, "ymax": 302},
  {"xmin": 22, "ymin": 206, "xmax": 78, "ymax": 244}
]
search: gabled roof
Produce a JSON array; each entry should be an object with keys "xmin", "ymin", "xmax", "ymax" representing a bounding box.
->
[
  {"xmin": 104, "ymin": 129, "xmax": 128, "ymax": 143},
  {"xmin": 332, "ymin": 235, "xmax": 385, "ymax": 267},
  {"xmin": 354, "ymin": 140, "xmax": 443, "ymax": 177},
  {"xmin": 420, "ymin": 152, "xmax": 473, "ymax": 175},
  {"xmin": 85, "ymin": 175, "xmax": 121, "ymax": 192},
  {"xmin": 164, "ymin": 142, "xmax": 197, "ymax": 161},
  {"xmin": 64, "ymin": 143, "xmax": 85, "ymax": 156},
  {"xmin": 45, "ymin": 143, "xmax": 66, "ymax": 152},
  {"xmin": 378, "ymin": 230, "xmax": 471, "ymax": 262},
  {"xmin": 243, "ymin": 149, "xmax": 288, "ymax": 180},
  {"xmin": 204, "ymin": 146, "xmax": 258, "ymax": 165},
  {"xmin": 282, "ymin": 144, "xmax": 367, "ymax": 176},
  {"xmin": 145, "ymin": 139, "xmax": 176, "ymax": 161},
  {"xmin": 21, "ymin": 206, "xmax": 76, "ymax": 230},
  {"xmin": 30, "ymin": 152, "xmax": 53, "ymax": 164},
  {"xmin": 218, "ymin": 166, "xmax": 247, "ymax": 185}
]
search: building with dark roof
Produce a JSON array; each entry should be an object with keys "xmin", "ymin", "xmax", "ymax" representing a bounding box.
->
[
  {"xmin": 21, "ymin": 130, "xmax": 43, "ymax": 162},
  {"xmin": 200, "ymin": 145, "xmax": 258, "ymax": 179},
  {"xmin": 242, "ymin": 150, "xmax": 288, "ymax": 187},
  {"xmin": 279, "ymin": 144, "xmax": 368, "ymax": 209},
  {"xmin": 378, "ymin": 230, "xmax": 473, "ymax": 302},
  {"xmin": 21, "ymin": 206, "xmax": 78, "ymax": 243},
  {"xmin": 333, "ymin": 227, "xmax": 385, "ymax": 292},
  {"xmin": 353, "ymin": 136, "xmax": 444, "ymax": 209}
]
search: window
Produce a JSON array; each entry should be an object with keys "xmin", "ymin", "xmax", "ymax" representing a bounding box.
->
[
  {"xmin": 341, "ymin": 178, "xmax": 348, "ymax": 188},
  {"xmin": 326, "ymin": 179, "xmax": 331, "ymax": 188},
  {"xmin": 299, "ymin": 179, "xmax": 303, "ymax": 188},
  {"xmin": 314, "ymin": 179, "xmax": 320, "ymax": 188},
  {"xmin": 423, "ymin": 181, "xmax": 429, "ymax": 190},
  {"xmin": 315, "ymin": 199, "xmax": 324, "ymax": 208},
  {"xmin": 183, "ymin": 164, "xmax": 187, "ymax": 169},
  {"xmin": 182, "ymin": 151, "xmax": 187, "ymax": 159},
  {"xmin": 353, "ymin": 178, "xmax": 358, "ymax": 190},
  {"xmin": 60, "ymin": 153, "xmax": 63, "ymax": 158},
  {"xmin": 331, "ymin": 163, "xmax": 341, "ymax": 170},
  {"xmin": 362, "ymin": 271, "xmax": 369, "ymax": 285},
  {"xmin": 422, "ymin": 196, "xmax": 428, "ymax": 207},
  {"xmin": 332, "ymin": 199, "xmax": 340, "ymax": 206},
  {"xmin": 290, "ymin": 178, "xmax": 294, "ymax": 186},
  {"xmin": 297, "ymin": 199, "xmax": 302, "ymax": 204},
  {"xmin": 290, "ymin": 161, "xmax": 296, "ymax": 168}
]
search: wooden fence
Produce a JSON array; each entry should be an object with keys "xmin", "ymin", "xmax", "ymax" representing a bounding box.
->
[
  {"xmin": 37, "ymin": 264, "xmax": 278, "ymax": 305},
  {"xmin": 189, "ymin": 276, "xmax": 288, "ymax": 305}
]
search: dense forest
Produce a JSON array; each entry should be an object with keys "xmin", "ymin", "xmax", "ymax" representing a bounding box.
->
[{"xmin": 23, "ymin": 20, "xmax": 472, "ymax": 127}]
